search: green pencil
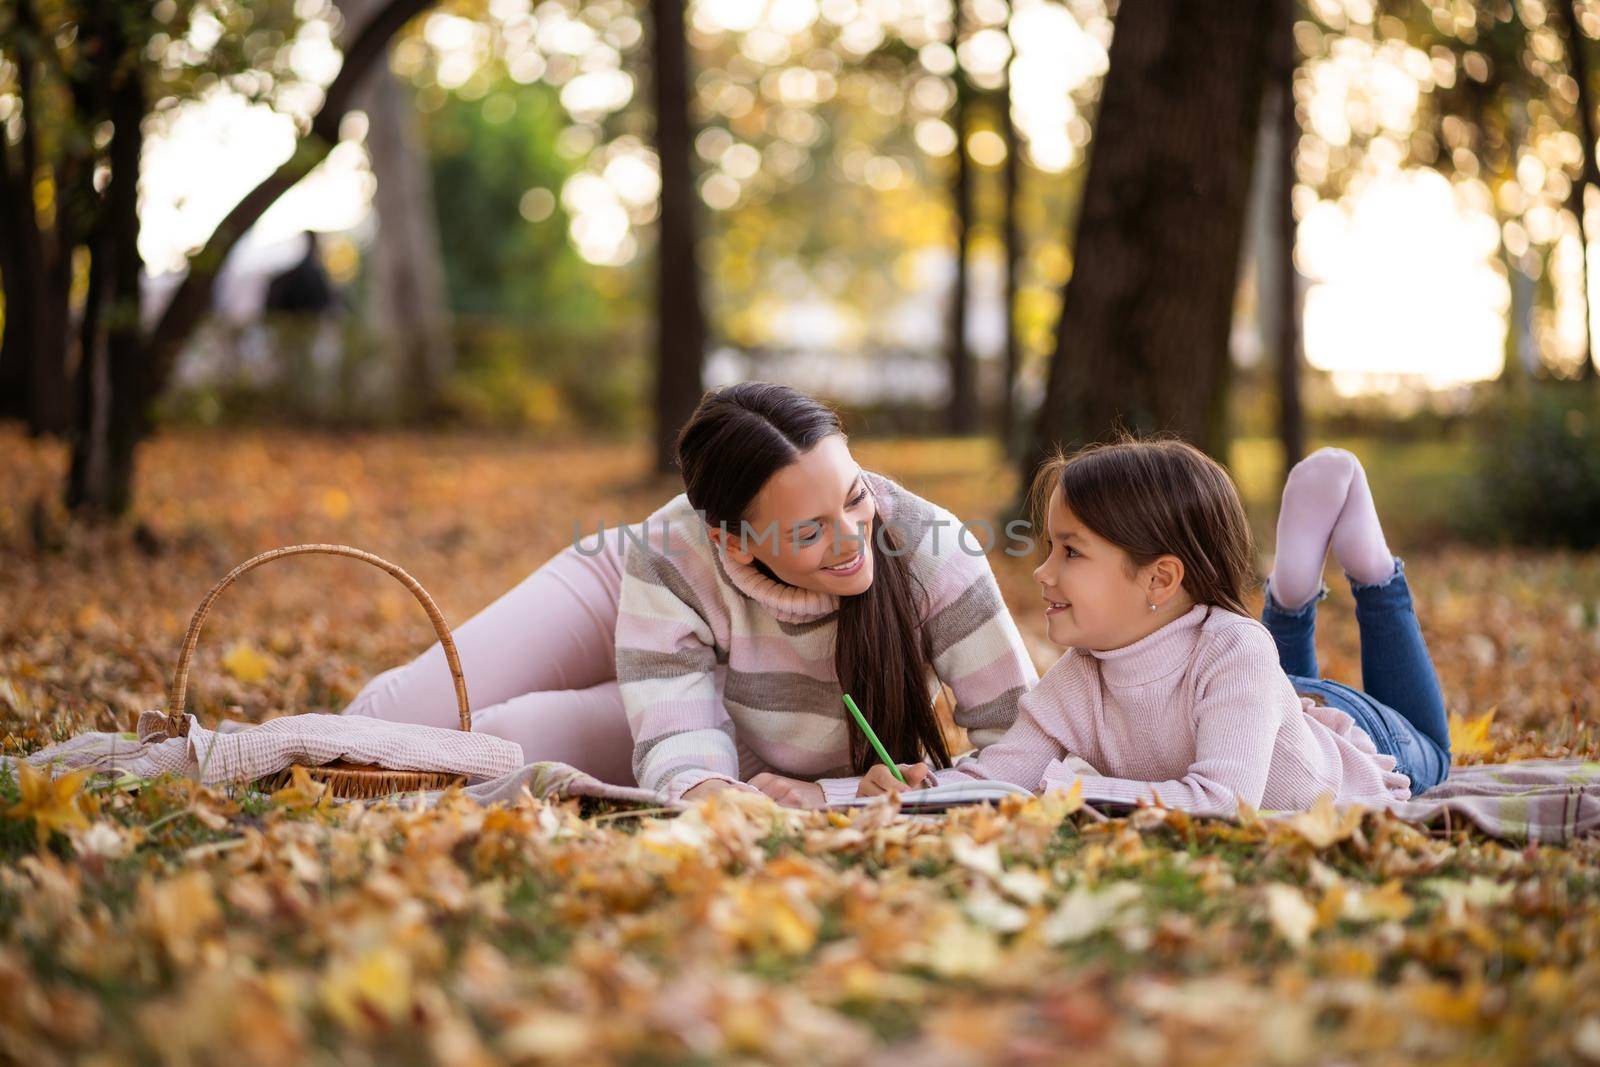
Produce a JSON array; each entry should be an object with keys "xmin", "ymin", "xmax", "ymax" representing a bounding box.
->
[{"xmin": 841, "ymin": 693, "xmax": 907, "ymax": 784}]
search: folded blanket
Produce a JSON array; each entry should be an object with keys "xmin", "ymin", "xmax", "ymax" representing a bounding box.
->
[
  {"xmin": 10, "ymin": 710, "xmax": 523, "ymax": 786},
  {"xmin": 1371, "ymin": 758, "xmax": 1600, "ymax": 843}
]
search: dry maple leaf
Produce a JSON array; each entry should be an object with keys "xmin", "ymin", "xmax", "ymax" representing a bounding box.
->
[
  {"xmin": 270, "ymin": 765, "xmax": 334, "ymax": 815},
  {"xmin": 1041, "ymin": 882, "xmax": 1142, "ymax": 945},
  {"xmin": 1033, "ymin": 777, "xmax": 1084, "ymax": 821},
  {"xmin": 6, "ymin": 761, "xmax": 92, "ymax": 846},
  {"xmin": 1274, "ymin": 793, "xmax": 1365, "ymax": 850},
  {"xmin": 1263, "ymin": 883, "xmax": 1319, "ymax": 949},
  {"xmin": 1448, "ymin": 706, "xmax": 1497, "ymax": 758}
]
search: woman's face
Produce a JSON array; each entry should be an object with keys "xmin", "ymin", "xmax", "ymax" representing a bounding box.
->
[{"xmin": 713, "ymin": 434, "xmax": 878, "ymax": 595}]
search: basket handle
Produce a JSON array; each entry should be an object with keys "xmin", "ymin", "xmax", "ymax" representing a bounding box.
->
[{"xmin": 165, "ymin": 543, "xmax": 470, "ymax": 737}]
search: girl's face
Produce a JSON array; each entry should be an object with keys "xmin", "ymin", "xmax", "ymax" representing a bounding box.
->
[
  {"xmin": 712, "ymin": 434, "xmax": 878, "ymax": 595},
  {"xmin": 1032, "ymin": 487, "xmax": 1192, "ymax": 651}
]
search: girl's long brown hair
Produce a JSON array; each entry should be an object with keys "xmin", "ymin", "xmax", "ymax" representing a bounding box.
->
[
  {"xmin": 675, "ymin": 382, "xmax": 952, "ymax": 772},
  {"xmin": 1028, "ymin": 435, "xmax": 1257, "ymax": 617}
]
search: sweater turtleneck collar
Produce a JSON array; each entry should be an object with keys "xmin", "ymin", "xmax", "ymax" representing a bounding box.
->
[
  {"xmin": 1086, "ymin": 602, "xmax": 1212, "ymax": 687},
  {"xmin": 714, "ymin": 538, "xmax": 841, "ymax": 624}
]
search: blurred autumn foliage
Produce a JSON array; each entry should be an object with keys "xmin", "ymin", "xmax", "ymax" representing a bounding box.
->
[{"xmin": 2, "ymin": 425, "xmax": 1599, "ymax": 1065}]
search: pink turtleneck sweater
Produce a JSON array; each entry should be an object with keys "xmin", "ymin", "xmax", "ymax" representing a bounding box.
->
[{"xmin": 923, "ymin": 602, "xmax": 1414, "ymax": 815}]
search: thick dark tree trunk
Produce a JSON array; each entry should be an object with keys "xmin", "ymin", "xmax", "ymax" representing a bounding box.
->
[
  {"xmin": 37, "ymin": 212, "xmax": 74, "ymax": 436},
  {"xmin": 1269, "ymin": 0, "xmax": 1304, "ymax": 476},
  {"xmin": 68, "ymin": 222, "xmax": 111, "ymax": 510},
  {"xmin": 66, "ymin": 46, "xmax": 144, "ymax": 517},
  {"xmin": 999, "ymin": 61, "xmax": 1023, "ymax": 458},
  {"xmin": 946, "ymin": 3, "xmax": 978, "ymax": 436},
  {"xmin": 0, "ymin": 126, "xmax": 33, "ymax": 420},
  {"xmin": 1550, "ymin": 0, "xmax": 1599, "ymax": 381},
  {"xmin": 650, "ymin": 0, "xmax": 707, "ymax": 474},
  {"xmin": 9, "ymin": 13, "xmax": 72, "ymax": 437},
  {"xmin": 1018, "ymin": 0, "xmax": 1272, "ymax": 502}
]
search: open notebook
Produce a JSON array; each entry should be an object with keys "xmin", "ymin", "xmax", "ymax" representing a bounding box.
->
[{"xmin": 821, "ymin": 778, "xmax": 1037, "ymax": 811}]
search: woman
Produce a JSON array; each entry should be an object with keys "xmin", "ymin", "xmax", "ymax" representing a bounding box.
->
[{"xmin": 342, "ymin": 381, "xmax": 1039, "ymax": 805}]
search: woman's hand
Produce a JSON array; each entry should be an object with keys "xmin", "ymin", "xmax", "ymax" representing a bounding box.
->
[
  {"xmin": 748, "ymin": 772, "xmax": 825, "ymax": 808},
  {"xmin": 682, "ymin": 777, "xmax": 739, "ymax": 802},
  {"xmin": 856, "ymin": 763, "xmax": 935, "ymax": 797}
]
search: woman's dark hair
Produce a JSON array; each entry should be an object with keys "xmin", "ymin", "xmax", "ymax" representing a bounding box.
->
[
  {"xmin": 1027, "ymin": 434, "xmax": 1256, "ymax": 617},
  {"xmin": 675, "ymin": 382, "xmax": 953, "ymax": 772}
]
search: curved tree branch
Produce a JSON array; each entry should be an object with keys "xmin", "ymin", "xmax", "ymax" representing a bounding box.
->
[{"xmin": 142, "ymin": 0, "xmax": 434, "ymax": 409}]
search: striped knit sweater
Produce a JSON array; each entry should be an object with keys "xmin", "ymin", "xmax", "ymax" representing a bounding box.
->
[
  {"xmin": 924, "ymin": 602, "xmax": 1414, "ymax": 815},
  {"xmin": 614, "ymin": 468, "xmax": 1040, "ymax": 804}
]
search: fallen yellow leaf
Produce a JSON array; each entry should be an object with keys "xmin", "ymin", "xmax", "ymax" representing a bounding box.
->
[
  {"xmin": 222, "ymin": 641, "xmax": 272, "ymax": 685},
  {"xmin": 321, "ymin": 946, "xmax": 412, "ymax": 1030},
  {"xmin": 271, "ymin": 765, "xmax": 333, "ymax": 815},
  {"xmin": 6, "ymin": 761, "xmax": 92, "ymax": 846},
  {"xmin": 1448, "ymin": 707, "xmax": 1496, "ymax": 758},
  {"xmin": 321, "ymin": 488, "xmax": 351, "ymax": 520}
]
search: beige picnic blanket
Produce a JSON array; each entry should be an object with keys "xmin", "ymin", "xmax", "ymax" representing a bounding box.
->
[{"xmin": 8, "ymin": 710, "xmax": 523, "ymax": 786}]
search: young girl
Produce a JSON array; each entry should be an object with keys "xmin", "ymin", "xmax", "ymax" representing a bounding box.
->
[{"xmin": 857, "ymin": 440, "xmax": 1453, "ymax": 815}]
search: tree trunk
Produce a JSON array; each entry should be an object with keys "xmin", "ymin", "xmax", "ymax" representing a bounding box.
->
[
  {"xmin": 999, "ymin": 47, "xmax": 1023, "ymax": 458},
  {"xmin": 341, "ymin": 0, "xmax": 455, "ymax": 421},
  {"xmin": 1550, "ymin": 0, "xmax": 1599, "ymax": 381},
  {"xmin": 946, "ymin": 2, "xmax": 978, "ymax": 436},
  {"xmin": 66, "ymin": 11, "xmax": 146, "ymax": 516},
  {"xmin": 1018, "ymin": 0, "xmax": 1271, "ymax": 503},
  {"xmin": 650, "ymin": 0, "xmax": 707, "ymax": 474},
  {"xmin": 9, "ymin": 10, "xmax": 72, "ymax": 437},
  {"xmin": 67, "ymin": 213, "xmax": 112, "ymax": 512},
  {"xmin": 1478, "ymin": 80, "xmax": 1530, "ymax": 393},
  {"xmin": 1268, "ymin": 0, "xmax": 1304, "ymax": 477},
  {"xmin": 0, "ymin": 118, "xmax": 33, "ymax": 420}
]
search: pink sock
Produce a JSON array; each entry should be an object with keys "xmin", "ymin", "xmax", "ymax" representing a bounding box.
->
[
  {"xmin": 1269, "ymin": 448, "xmax": 1357, "ymax": 610},
  {"xmin": 1329, "ymin": 454, "xmax": 1395, "ymax": 585}
]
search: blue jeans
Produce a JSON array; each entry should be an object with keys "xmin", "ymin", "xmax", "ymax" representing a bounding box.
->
[{"xmin": 1260, "ymin": 557, "xmax": 1452, "ymax": 795}]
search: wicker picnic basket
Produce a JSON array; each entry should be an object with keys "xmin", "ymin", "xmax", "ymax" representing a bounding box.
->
[{"xmin": 161, "ymin": 543, "xmax": 474, "ymax": 798}]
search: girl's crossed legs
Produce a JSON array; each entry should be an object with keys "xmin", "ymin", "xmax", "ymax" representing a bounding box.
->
[
  {"xmin": 1260, "ymin": 449, "xmax": 1453, "ymax": 794},
  {"xmin": 340, "ymin": 526, "xmax": 646, "ymax": 785}
]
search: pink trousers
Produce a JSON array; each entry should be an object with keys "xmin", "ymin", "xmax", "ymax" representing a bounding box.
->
[{"xmin": 340, "ymin": 525, "xmax": 649, "ymax": 785}]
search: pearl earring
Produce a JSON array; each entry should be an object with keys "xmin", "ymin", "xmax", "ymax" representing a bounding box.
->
[{"xmin": 1148, "ymin": 600, "xmax": 1158, "ymax": 612}]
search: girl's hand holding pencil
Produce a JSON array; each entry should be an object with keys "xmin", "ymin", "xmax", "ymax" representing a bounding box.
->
[
  {"xmin": 841, "ymin": 691, "xmax": 938, "ymax": 797},
  {"xmin": 857, "ymin": 761, "xmax": 935, "ymax": 796}
]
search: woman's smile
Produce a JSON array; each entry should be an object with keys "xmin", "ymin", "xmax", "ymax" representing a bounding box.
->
[{"xmin": 820, "ymin": 550, "xmax": 865, "ymax": 576}]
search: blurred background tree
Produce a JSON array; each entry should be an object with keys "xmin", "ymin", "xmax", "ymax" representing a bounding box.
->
[
  {"xmin": 2, "ymin": 0, "xmax": 1598, "ymax": 544},
  {"xmin": 0, "ymin": 0, "xmax": 428, "ymax": 516}
]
